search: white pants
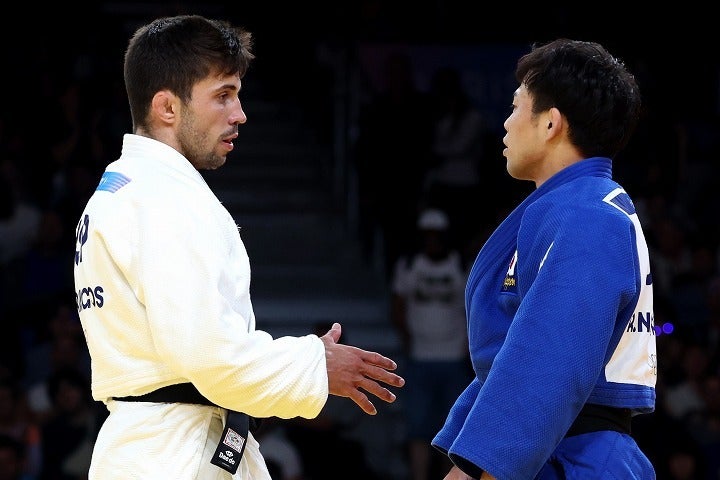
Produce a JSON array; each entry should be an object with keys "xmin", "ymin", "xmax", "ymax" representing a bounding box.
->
[{"xmin": 89, "ymin": 400, "xmax": 271, "ymax": 480}]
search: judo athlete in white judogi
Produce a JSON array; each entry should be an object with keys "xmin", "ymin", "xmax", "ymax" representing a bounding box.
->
[{"xmin": 73, "ymin": 15, "xmax": 403, "ymax": 480}]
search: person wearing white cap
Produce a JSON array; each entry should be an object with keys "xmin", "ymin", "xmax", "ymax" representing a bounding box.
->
[{"xmin": 391, "ymin": 208, "xmax": 471, "ymax": 480}]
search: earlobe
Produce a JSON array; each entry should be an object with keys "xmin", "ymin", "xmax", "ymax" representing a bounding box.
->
[
  {"xmin": 151, "ymin": 91, "xmax": 177, "ymax": 123},
  {"xmin": 546, "ymin": 107, "xmax": 562, "ymax": 137}
]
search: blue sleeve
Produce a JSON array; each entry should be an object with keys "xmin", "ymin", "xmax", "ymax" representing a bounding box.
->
[
  {"xmin": 446, "ymin": 206, "xmax": 639, "ymax": 480},
  {"xmin": 432, "ymin": 377, "xmax": 481, "ymax": 453}
]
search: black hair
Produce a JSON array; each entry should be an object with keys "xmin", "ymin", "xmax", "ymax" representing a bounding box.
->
[
  {"xmin": 516, "ymin": 38, "xmax": 641, "ymax": 158},
  {"xmin": 124, "ymin": 14, "xmax": 254, "ymax": 132}
]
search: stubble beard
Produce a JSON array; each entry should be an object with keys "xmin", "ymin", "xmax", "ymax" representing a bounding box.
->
[{"xmin": 178, "ymin": 111, "xmax": 226, "ymax": 171}]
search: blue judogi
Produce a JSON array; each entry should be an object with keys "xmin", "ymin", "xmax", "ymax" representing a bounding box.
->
[{"xmin": 432, "ymin": 157, "xmax": 657, "ymax": 480}]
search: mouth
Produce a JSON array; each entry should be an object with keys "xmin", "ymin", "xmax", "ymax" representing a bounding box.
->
[{"xmin": 221, "ymin": 133, "xmax": 238, "ymax": 151}]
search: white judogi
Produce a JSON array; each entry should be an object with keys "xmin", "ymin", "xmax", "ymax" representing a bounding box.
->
[{"xmin": 74, "ymin": 134, "xmax": 328, "ymax": 479}]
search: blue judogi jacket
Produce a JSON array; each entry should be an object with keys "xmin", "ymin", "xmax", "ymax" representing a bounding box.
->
[{"xmin": 432, "ymin": 157, "xmax": 657, "ymax": 480}]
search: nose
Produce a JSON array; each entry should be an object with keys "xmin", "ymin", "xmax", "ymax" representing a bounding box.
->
[{"xmin": 231, "ymin": 100, "xmax": 247, "ymax": 125}]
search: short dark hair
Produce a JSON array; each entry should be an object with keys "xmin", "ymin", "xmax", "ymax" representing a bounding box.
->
[
  {"xmin": 124, "ymin": 14, "xmax": 254, "ymax": 132},
  {"xmin": 515, "ymin": 38, "xmax": 641, "ymax": 159}
]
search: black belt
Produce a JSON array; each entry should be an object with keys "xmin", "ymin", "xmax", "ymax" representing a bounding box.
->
[
  {"xmin": 113, "ymin": 383, "xmax": 257, "ymax": 474},
  {"xmin": 565, "ymin": 403, "xmax": 632, "ymax": 438}
]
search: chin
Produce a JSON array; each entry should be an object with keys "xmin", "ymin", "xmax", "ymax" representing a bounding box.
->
[
  {"xmin": 210, "ymin": 154, "xmax": 227, "ymax": 169},
  {"xmin": 506, "ymin": 165, "xmax": 523, "ymax": 181}
]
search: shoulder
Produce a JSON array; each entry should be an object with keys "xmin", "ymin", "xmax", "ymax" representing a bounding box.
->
[
  {"xmin": 523, "ymin": 179, "xmax": 637, "ymax": 243},
  {"xmin": 531, "ymin": 177, "xmax": 634, "ymax": 216},
  {"xmin": 89, "ymin": 162, "xmax": 219, "ymax": 232}
]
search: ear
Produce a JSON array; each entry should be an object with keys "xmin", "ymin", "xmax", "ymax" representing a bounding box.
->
[
  {"xmin": 546, "ymin": 107, "xmax": 563, "ymax": 139},
  {"xmin": 150, "ymin": 90, "xmax": 179, "ymax": 125}
]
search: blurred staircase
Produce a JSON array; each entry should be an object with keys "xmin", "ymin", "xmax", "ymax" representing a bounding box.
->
[
  {"xmin": 195, "ymin": 48, "xmax": 412, "ymax": 480},
  {"xmin": 201, "ymin": 84, "xmax": 401, "ymax": 355},
  {"xmin": 202, "ymin": 63, "xmax": 409, "ymax": 480}
]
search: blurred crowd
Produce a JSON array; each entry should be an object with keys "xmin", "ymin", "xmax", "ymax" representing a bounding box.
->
[{"xmin": 1, "ymin": 4, "xmax": 720, "ymax": 480}]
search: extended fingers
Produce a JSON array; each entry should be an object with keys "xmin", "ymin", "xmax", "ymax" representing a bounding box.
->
[
  {"xmin": 347, "ymin": 387, "xmax": 376, "ymax": 415},
  {"xmin": 360, "ymin": 350, "xmax": 399, "ymax": 371},
  {"xmin": 349, "ymin": 378, "xmax": 398, "ymax": 415},
  {"xmin": 362, "ymin": 362, "xmax": 405, "ymax": 389},
  {"xmin": 348, "ymin": 359, "xmax": 405, "ymax": 414},
  {"xmin": 343, "ymin": 346, "xmax": 405, "ymax": 388},
  {"xmin": 359, "ymin": 377, "xmax": 398, "ymax": 404}
]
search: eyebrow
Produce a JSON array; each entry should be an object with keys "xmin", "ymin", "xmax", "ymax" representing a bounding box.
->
[
  {"xmin": 220, "ymin": 82, "xmax": 240, "ymax": 92},
  {"xmin": 208, "ymin": 82, "xmax": 240, "ymax": 99}
]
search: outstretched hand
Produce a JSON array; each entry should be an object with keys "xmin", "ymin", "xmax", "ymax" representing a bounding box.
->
[{"xmin": 320, "ymin": 322, "xmax": 405, "ymax": 415}]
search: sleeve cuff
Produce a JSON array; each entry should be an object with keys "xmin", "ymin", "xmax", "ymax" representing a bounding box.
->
[{"xmin": 450, "ymin": 453, "xmax": 485, "ymax": 479}]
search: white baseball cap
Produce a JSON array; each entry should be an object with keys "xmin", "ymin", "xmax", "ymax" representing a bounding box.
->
[{"xmin": 417, "ymin": 208, "xmax": 449, "ymax": 230}]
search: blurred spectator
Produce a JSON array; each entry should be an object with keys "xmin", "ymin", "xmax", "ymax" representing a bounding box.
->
[
  {"xmin": 0, "ymin": 155, "xmax": 36, "ymax": 342},
  {"xmin": 705, "ymin": 276, "xmax": 720, "ymax": 373},
  {"xmin": 390, "ymin": 208, "xmax": 471, "ymax": 480},
  {"xmin": 0, "ymin": 433, "xmax": 29, "ymax": 480},
  {"xmin": 647, "ymin": 215, "xmax": 693, "ymax": 299},
  {"xmin": 0, "ymin": 379, "xmax": 41, "ymax": 480},
  {"xmin": 32, "ymin": 80, "xmax": 87, "ymax": 211},
  {"xmin": 22, "ymin": 302, "xmax": 88, "ymax": 386},
  {"xmin": 38, "ymin": 367, "xmax": 103, "ymax": 480},
  {"xmin": 656, "ymin": 328, "xmax": 689, "ymax": 390},
  {"xmin": 256, "ymin": 417, "xmax": 306, "ymax": 480},
  {"xmin": 664, "ymin": 343, "xmax": 711, "ymax": 421},
  {"xmin": 0, "ymin": 166, "xmax": 42, "ymax": 268},
  {"xmin": 10, "ymin": 211, "xmax": 75, "ymax": 335},
  {"xmin": 668, "ymin": 239, "xmax": 718, "ymax": 340},
  {"xmin": 422, "ymin": 66, "xmax": 488, "ymax": 254},
  {"xmin": 665, "ymin": 447, "xmax": 706, "ymax": 480},
  {"xmin": 83, "ymin": 78, "xmax": 131, "ymax": 174},
  {"xmin": 51, "ymin": 163, "xmax": 101, "ymax": 235},
  {"xmin": 0, "ymin": 316, "xmax": 25, "ymax": 387},
  {"xmin": 353, "ymin": 51, "xmax": 435, "ymax": 278},
  {"xmin": 674, "ymin": 115, "xmax": 720, "ymax": 234},
  {"xmin": 684, "ymin": 375, "xmax": 720, "ymax": 479},
  {"xmin": 23, "ymin": 303, "xmax": 90, "ymax": 423}
]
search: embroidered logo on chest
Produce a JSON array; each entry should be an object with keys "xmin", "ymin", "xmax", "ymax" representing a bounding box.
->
[{"xmin": 502, "ymin": 250, "xmax": 518, "ymax": 293}]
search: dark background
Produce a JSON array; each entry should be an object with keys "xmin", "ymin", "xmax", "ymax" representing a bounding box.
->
[{"xmin": 1, "ymin": 2, "xmax": 719, "ymax": 480}]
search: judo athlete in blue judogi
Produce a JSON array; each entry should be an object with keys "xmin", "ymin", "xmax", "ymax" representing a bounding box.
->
[{"xmin": 432, "ymin": 39, "xmax": 657, "ymax": 480}]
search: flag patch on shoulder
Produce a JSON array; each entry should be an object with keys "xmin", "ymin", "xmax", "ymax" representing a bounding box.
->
[{"xmin": 97, "ymin": 172, "xmax": 131, "ymax": 193}]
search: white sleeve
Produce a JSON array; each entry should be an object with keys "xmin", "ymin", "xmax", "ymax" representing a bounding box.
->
[{"xmin": 136, "ymin": 194, "xmax": 327, "ymax": 419}]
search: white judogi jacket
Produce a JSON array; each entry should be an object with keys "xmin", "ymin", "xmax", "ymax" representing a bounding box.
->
[{"xmin": 74, "ymin": 134, "xmax": 328, "ymax": 479}]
